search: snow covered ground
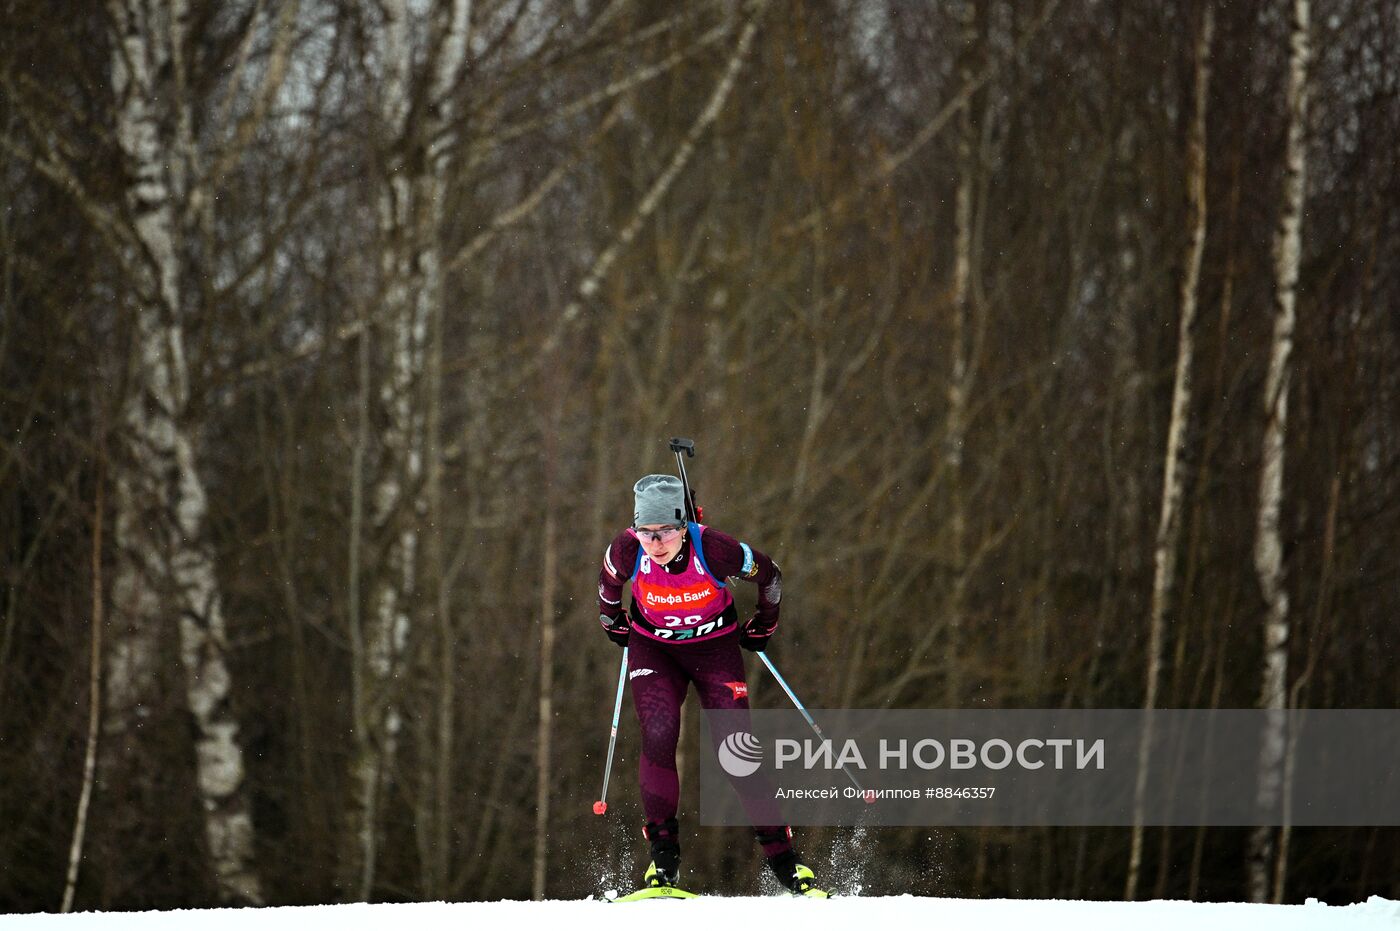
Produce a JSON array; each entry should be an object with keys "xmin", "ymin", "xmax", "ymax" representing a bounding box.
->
[{"xmin": 4, "ymin": 896, "xmax": 1398, "ymax": 931}]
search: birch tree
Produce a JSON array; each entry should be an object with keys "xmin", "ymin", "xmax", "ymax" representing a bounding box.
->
[
  {"xmin": 1126, "ymin": 1, "xmax": 1212, "ymax": 900},
  {"xmin": 342, "ymin": 0, "xmax": 472, "ymax": 901},
  {"xmin": 104, "ymin": 0, "xmax": 262, "ymax": 904},
  {"xmin": 1248, "ymin": 0, "xmax": 1311, "ymax": 903}
]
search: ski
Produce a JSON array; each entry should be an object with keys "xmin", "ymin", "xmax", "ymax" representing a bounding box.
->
[
  {"xmin": 606, "ymin": 885, "xmax": 698, "ymax": 902},
  {"xmin": 602, "ymin": 884, "xmax": 830, "ymax": 901}
]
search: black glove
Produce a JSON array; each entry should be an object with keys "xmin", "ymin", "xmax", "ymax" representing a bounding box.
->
[
  {"xmin": 601, "ymin": 613, "xmax": 630, "ymax": 648},
  {"xmin": 738, "ymin": 617, "xmax": 774, "ymax": 653}
]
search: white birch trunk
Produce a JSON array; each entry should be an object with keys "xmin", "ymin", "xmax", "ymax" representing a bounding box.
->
[
  {"xmin": 1126, "ymin": 3, "xmax": 1213, "ymax": 900},
  {"xmin": 105, "ymin": 0, "xmax": 262, "ymax": 904},
  {"xmin": 1249, "ymin": 0, "xmax": 1310, "ymax": 904},
  {"xmin": 422, "ymin": 205, "xmax": 452, "ymax": 901},
  {"xmin": 345, "ymin": 0, "xmax": 473, "ymax": 900},
  {"xmin": 62, "ymin": 464, "xmax": 105, "ymax": 913},
  {"xmin": 344, "ymin": 0, "xmax": 416, "ymax": 894}
]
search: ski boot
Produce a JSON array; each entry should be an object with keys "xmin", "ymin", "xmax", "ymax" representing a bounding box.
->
[
  {"xmin": 644, "ymin": 817, "xmax": 681, "ymax": 887},
  {"xmin": 768, "ymin": 849, "xmax": 830, "ymax": 898},
  {"xmin": 609, "ymin": 819, "xmax": 697, "ymax": 901}
]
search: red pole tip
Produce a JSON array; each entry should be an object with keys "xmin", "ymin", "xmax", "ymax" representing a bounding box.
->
[{"xmin": 593, "ymin": 800, "xmax": 608, "ymax": 815}]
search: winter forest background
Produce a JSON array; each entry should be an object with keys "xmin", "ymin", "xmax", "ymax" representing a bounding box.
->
[{"xmin": 2, "ymin": 0, "xmax": 1399, "ymax": 913}]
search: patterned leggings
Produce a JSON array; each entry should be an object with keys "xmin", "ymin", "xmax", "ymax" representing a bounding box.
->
[{"xmin": 628, "ymin": 630, "xmax": 792, "ymax": 857}]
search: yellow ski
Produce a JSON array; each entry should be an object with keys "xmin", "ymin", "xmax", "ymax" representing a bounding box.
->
[{"xmin": 607, "ymin": 885, "xmax": 698, "ymax": 902}]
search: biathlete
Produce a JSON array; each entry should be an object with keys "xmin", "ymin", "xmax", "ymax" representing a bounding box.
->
[{"xmin": 597, "ymin": 473, "xmax": 826, "ymax": 897}]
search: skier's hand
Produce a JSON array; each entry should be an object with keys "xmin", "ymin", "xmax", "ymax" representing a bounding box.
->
[
  {"xmin": 601, "ymin": 613, "xmax": 630, "ymax": 648},
  {"xmin": 738, "ymin": 616, "xmax": 773, "ymax": 652}
]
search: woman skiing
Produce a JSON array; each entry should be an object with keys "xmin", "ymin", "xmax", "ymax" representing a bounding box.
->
[{"xmin": 597, "ymin": 473, "xmax": 827, "ymax": 897}]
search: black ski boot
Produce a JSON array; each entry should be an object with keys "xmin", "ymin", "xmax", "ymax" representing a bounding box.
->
[
  {"xmin": 643, "ymin": 818, "xmax": 681, "ymax": 888},
  {"xmin": 607, "ymin": 818, "xmax": 695, "ymax": 901},
  {"xmin": 767, "ymin": 848, "xmax": 829, "ymax": 898}
]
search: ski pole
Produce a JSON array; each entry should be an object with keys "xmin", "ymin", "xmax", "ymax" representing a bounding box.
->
[
  {"xmin": 669, "ymin": 437, "xmax": 696, "ymax": 522},
  {"xmin": 756, "ymin": 651, "xmax": 872, "ymax": 799},
  {"xmin": 593, "ymin": 647, "xmax": 629, "ymax": 816}
]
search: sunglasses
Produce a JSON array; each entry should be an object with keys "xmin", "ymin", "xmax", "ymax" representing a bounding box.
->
[{"xmin": 636, "ymin": 525, "xmax": 685, "ymax": 543}]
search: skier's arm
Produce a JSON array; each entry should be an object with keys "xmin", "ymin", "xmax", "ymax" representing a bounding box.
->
[
  {"xmin": 699, "ymin": 528, "xmax": 782, "ymax": 648},
  {"xmin": 598, "ymin": 531, "xmax": 639, "ymax": 646}
]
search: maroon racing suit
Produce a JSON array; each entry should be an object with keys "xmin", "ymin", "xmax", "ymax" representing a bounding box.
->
[{"xmin": 598, "ymin": 523, "xmax": 792, "ymax": 858}]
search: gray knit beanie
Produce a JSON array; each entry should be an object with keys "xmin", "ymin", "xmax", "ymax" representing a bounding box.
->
[{"xmin": 633, "ymin": 474, "xmax": 686, "ymax": 527}]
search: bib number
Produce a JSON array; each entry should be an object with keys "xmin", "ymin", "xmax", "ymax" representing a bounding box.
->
[{"xmin": 651, "ymin": 617, "xmax": 725, "ymax": 640}]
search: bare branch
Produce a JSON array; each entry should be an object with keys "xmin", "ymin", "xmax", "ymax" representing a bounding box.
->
[{"xmin": 535, "ymin": 0, "xmax": 772, "ymax": 363}]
